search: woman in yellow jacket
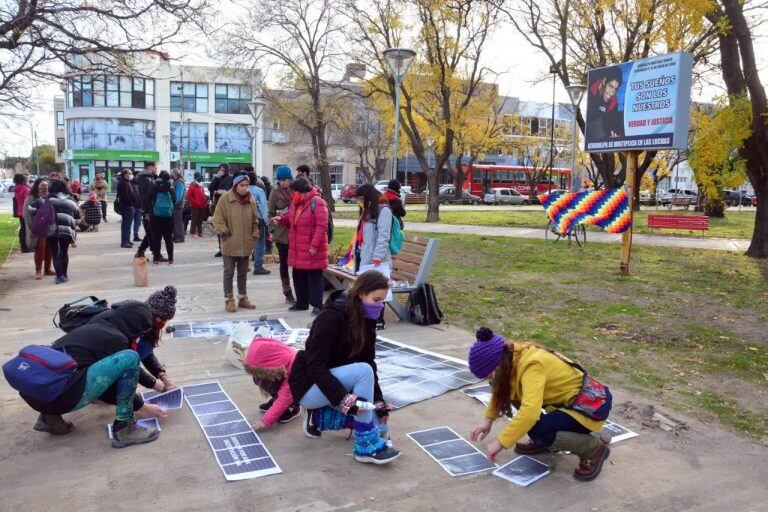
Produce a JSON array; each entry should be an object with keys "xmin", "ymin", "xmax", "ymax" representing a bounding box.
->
[{"xmin": 469, "ymin": 328, "xmax": 612, "ymax": 481}]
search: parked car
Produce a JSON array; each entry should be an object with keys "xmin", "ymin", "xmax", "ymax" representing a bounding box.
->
[
  {"xmin": 659, "ymin": 188, "xmax": 698, "ymax": 205},
  {"xmin": 483, "ymin": 187, "xmax": 531, "ymax": 205},
  {"xmin": 438, "ymin": 187, "xmax": 482, "ymax": 205},
  {"xmin": 373, "ymin": 180, "xmax": 389, "ymax": 192},
  {"xmin": 330, "ymin": 183, "xmax": 345, "ymax": 201},
  {"xmin": 639, "ymin": 190, "xmax": 652, "ymax": 205},
  {"xmin": 723, "ymin": 190, "xmax": 751, "ymax": 207},
  {"xmin": 340, "ymin": 183, "xmax": 357, "ymax": 203}
]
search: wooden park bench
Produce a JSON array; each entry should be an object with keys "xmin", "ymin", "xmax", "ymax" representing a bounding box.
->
[
  {"xmin": 323, "ymin": 235, "xmax": 441, "ymax": 322},
  {"xmin": 405, "ymin": 193, "xmax": 427, "ymax": 205},
  {"xmin": 648, "ymin": 214, "xmax": 709, "ymax": 238},
  {"xmin": 666, "ymin": 196, "xmax": 692, "ymax": 211}
]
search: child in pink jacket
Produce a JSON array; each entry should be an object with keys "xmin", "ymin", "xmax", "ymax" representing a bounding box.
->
[{"xmin": 244, "ymin": 337, "xmax": 301, "ymax": 429}]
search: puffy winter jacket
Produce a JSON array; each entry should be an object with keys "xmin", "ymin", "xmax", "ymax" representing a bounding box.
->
[
  {"xmin": 187, "ymin": 181, "xmax": 208, "ymax": 209},
  {"xmin": 29, "ymin": 193, "xmax": 81, "ymax": 240},
  {"xmin": 244, "ymin": 338, "xmax": 298, "ymax": 427},
  {"xmin": 280, "ymin": 188, "xmax": 329, "ymax": 270}
]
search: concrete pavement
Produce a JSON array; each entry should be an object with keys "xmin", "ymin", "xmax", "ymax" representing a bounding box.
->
[{"xmin": 0, "ymin": 218, "xmax": 766, "ymax": 511}]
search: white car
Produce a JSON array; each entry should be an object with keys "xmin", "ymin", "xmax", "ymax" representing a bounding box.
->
[
  {"xmin": 330, "ymin": 183, "xmax": 345, "ymax": 200},
  {"xmin": 483, "ymin": 187, "xmax": 531, "ymax": 205}
]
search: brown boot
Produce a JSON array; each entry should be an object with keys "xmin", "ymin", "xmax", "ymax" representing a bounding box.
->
[
  {"xmin": 225, "ymin": 297, "xmax": 237, "ymax": 313},
  {"xmin": 238, "ymin": 296, "xmax": 256, "ymax": 309},
  {"xmin": 552, "ymin": 431, "xmax": 610, "ymax": 481},
  {"xmin": 281, "ymin": 276, "xmax": 295, "ymax": 304},
  {"xmin": 514, "ymin": 439, "xmax": 548, "ymax": 455},
  {"xmin": 574, "ymin": 439, "xmax": 610, "ymax": 481}
]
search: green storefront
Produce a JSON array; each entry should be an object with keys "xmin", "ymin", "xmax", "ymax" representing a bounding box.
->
[
  {"xmin": 64, "ymin": 149, "xmax": 160, "ymax": 192},
  {"xmin": 173, "ymin": 152, "xmax": 252, "ymax": 182}
]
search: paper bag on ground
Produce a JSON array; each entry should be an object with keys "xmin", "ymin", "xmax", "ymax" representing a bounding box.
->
[
  {"xmin": 133, "ymin": 256, "xmax": 149, "ymax": 287},
  {"xmin": 224, "ymin": 321, "xmax": 257, "ymax": 369}
]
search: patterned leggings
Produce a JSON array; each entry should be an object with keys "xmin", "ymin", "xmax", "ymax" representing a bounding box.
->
[{"xmin": 73, "ymin": 350, "xmax": 140, "ymax": 422}]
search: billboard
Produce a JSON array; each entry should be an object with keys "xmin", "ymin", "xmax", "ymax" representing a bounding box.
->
[{"xmin": 584, "ymin": 51, "xmax": 693, "ymax": 153}]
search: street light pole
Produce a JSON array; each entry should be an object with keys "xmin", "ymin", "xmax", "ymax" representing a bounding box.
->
[
  {"xmin": 383, "ymin": 48, "xmax": 416, "ymax": 183},
  {"xmin": 248, "ymin": 96, "xmax": 266, "ymax": 173},
  {"xmin": 548, "ymin": 64, "xmax": 558, "ymax": 193},
  {"xmin": 565, "ymin": 84, "xmax": 587, "ymax": 192}
]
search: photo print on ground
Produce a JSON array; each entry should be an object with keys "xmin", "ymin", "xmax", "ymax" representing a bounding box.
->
[
  {"xmin": 171, "ymin": 318, "xmax": 289, "ymax": 339},
  {"xmin": 408, "ymin": 426, "xmax": 498, "ymax": 477},
  {"xmin": 140, "ymin": 387, "xmax": 184, "ymax": 410},
  {"xmin": 493, "ymin": 455, "xmax": 551, "ymax": 487}
]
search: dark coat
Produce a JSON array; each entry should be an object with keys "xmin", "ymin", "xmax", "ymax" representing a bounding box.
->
[
  {"xmin": 29, "ymin": 193, "xmax": 81, "ymax": 240},
  {"xmin": 289, "ymin": 290, "xmax": 383, "ymax": 406},
  {"xmin": 116, "ymin": 178, "xmax": 137, "ymax": 211}
]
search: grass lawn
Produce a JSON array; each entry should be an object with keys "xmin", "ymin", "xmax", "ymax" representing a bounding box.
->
[
  {"xmin": 334, "ymin": 208, "xmax": 756, "ymax": 239},
  {"xmin": 332, "ymin": 227, "xmax": 768, "ymax": 441},
  {"xmin": 0, "ymin": 214, "xmax": 19, "ymax": 266}
]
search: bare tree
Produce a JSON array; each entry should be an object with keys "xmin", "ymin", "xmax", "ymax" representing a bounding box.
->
[
  {"xmin": 337, "ymin": 102, "xmax": 391, "ymax": 183},
  {"xmin": 214, "ymin": 0, "xmax": 346, "ymax": 208},
  {"xmin": 0, "ymin": 0, "xmax": 207, "ymax": 110},
  {"xmin": 500, "ymin": 0, "xmax": 719, "ymax": 208}
]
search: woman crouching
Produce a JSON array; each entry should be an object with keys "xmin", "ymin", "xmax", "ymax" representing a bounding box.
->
[{"xmin": 469, "ymin": 328, "xmax": 612, "ymax": 481}]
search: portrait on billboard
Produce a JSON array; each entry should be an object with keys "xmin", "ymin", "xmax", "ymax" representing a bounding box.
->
[{"xmin": 585, "ymin": 65, "xmax": 626, "ymax": 142}]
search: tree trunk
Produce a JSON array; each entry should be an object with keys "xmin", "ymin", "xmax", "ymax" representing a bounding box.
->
[
  {"xmin": 314, "ymin": 123, "xmax": 335, "ymax": 211},
  {"xmin": 454, "ymin": 154, "xmax": 464, "ymax": 200}
]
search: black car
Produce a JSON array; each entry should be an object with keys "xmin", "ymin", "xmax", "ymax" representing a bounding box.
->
[{"xmin": 723, "ymin": 190, "xmax": 751, "ymax": 207}]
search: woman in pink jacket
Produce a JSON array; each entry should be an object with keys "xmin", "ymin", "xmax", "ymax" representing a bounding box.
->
[
  {"xmin": 275, "ymin": 177, "xmax": 329, "ymax": 316},
  {"xmin": 245, "ymin": 338, "xmax": 301, "ymax": 429}
]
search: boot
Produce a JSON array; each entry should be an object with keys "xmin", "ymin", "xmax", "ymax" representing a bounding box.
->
[
  {"xmin": 352, "ymin": 420, "xmax": 400, "ymax": 465},
  {"xmin": 225, "ymin": 296, "xmax": 237, "ymax": 313},
  {"xmin": 111, "ymin": 420, "xmax": 160, "ymax": 448},
  {"xmin": 284, "ymin": 291, "xmax": 296, "ymax": 304},
  {"xmin": 281, "ymin": 277, "xmax": 295, "ymax": 304},
  {"xmin": 33, "ymin": 413, "xmax": 74, "ymax": 435},
  {"xmin": 252, "ymin": 266, "xmax": 271, "ymax": 275},
  {"xmin": 238, "ymin": 296, "xmax": 256, "ymax": 309},
  {"xmin": 514, "ymin": 439, "xmax": 549, "ymax": 455},
  {"xmin": 552, "ymin": 431, "xmax": 611, "ymax": 481}
]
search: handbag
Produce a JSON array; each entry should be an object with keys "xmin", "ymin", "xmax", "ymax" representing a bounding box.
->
[{"xmin": 550, "ymin": 351, "xmax": 612, "ymax": 421}]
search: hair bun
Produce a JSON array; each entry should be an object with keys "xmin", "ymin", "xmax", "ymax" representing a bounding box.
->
[{"xmin": 476, "ymin": 327, "xmax": 494, "ymax": 342}]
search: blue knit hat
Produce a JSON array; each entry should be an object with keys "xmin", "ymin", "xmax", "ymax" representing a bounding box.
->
[
  {"xmin": 275, "ymin": 165, "xmax": 292, "ymax": 181},
  {"xmin": 468, "ymin": 327, "xmax": 506, "ymax": 379}
]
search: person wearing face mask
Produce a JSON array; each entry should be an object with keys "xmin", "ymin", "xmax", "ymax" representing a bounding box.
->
[
  {"xmin": 209, "ymin": 163, "xmax": 234, "ymax": 257},
  {"xmin": 273, "ymin": 177, "xmax": 329, "ymax": 316},
  {"xmin": 287, "ymin": 270, "xmax": 400, "ymax": 464},
  {"xmin": 116, "ymin": 168, "xmax": 137, "ymax": 248},
  {"xmin": 91, "ymin": 173, "xmax": 109, "ymax": 222},
  {"xmin": 268, "ymin": 165, "xmax": 295, "ymax": 304},
  {"xmin": 23, "ymin": 178, "xmax": 54, "ymax": 279},
  {"xmin": 212, "ymin": 174, "xmax": 260, "ymax": 313}
]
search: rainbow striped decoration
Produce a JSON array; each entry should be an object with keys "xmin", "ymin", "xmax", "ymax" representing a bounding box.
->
[
  {"xmin": 539, "ymin": 188, "xmax": 632, "ymax": 234},
  {"xmin": 335, "ymin": 232, "xmax": 357, "ymax": 271}
]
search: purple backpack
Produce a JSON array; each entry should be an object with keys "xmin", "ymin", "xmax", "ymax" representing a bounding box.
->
[
  {"xmin": 2, "ymin": 345, "xmax": 78, "ymax": 403},
  {"xmin": 31, "ymin": 197, "xmax": 57, "ymax": 238}
]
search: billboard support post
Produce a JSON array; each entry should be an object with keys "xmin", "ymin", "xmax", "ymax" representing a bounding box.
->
[{"xmin": 620, "ymin": 150, "xmax": 638, "ymax": 276}]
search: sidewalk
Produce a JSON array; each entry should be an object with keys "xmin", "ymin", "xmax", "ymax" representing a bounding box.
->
[
  {"xmin": 0, "ymin": 219, "xmax": 766, "ymax": 511},
  {"xmin": 336, "ymin": 219, "xmax": 751, "ymax": 252}
]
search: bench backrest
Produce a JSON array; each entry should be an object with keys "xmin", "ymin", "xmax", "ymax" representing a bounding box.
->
[
  {"xmin": 671, "ymin": 196, "xmax": 692, "ymax": 205},
  {"xmin": 648, "ymin": 214, "xmax": 709, "ymax": 230},
  {"xmin": 405, "ymin": 194, "xmax": 427, "ymax": 204},
  {"xmin": 392, "ymin": 235, "xmax": 440, "ymax": 286}
]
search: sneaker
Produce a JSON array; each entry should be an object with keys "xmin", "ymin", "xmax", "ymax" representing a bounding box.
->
[
  {"xmin": 54, "ymin": 276, "xmax": 62, "ymax": 284},
  {"xmin": 311, "ymin": 307, "xmax": 322, "ymax": 316},
  {"xmin": 375, "ymin": 320, "xmax": 386, "ymax": 331},
  {"xmin": 60, "ymin": 276, "xmax": 69, "ymax": 283},
  {"xmin": 33, "ymin": 413, "xmax": 74, "ymax": 435},
  {"xmin": 303, "ymin": 409, "xmax": 321, "ymax": 438},
  {"xmin": 284, "ymin": 291, "xmax": 296, "ymax": 305},
  {"xmin": 252, "ymin": 266, "xmax": 271, "ymax": 275},
  {"xmin": 121, "ymin": 243, "xmax": 134, "ymax": 248},
  {"xmin": 259, "ymin": 398, "xmax": 275, "ymax": 413},
  {"xmin": 278, "ymin": 405, "xmax": 302, "ymax": 424},
  {"xmin": 214, "ymin": 251, "xmax": 222, "ymax": 258},
  {"xmin": 44, "ymin": 269, "xmax": 56, "ymax": 276},
  {"xmin": 133, "ymin": 235, "xmax": 142, "ymax": 242},
  {"xmin": 155, "ymin": 256, "xmax": 169, "ymax": 263},
  {"xmin": 152, "ymin": 260, "xmax": 160, "ymax": 266},
  {"xmin": 111, "ymin": 420, "xmax": 160, "ymax": 448},
  {"xmin": 168, "ymin": 260, "xmax": 174, "ymax": 265},
  {"xmin": 354, "ymin": 445, "xmax": 401, "ymax": 465},
  {"xmin": 289, "ymin": 304, "xmax": 309, "ymax": 312}
]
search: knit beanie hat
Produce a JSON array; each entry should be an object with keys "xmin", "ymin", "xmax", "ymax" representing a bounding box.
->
[
  {"xmin": 468, "ymin": 327, "xmax": 506, "ymax": 379},
  {"xmin": 275, "ymin": 165, "xmax": 292, "ymax": 181},
  {"xmin": 387, "ymin": 179, "xmax": 401, "ymax": 193},
  {"xmin": 232, "ymin": 174, "xmax": 249, "ymax": 188},
  {"xmin": 147, "ymin": 285, "xmax": 177, "ymax": 321}
]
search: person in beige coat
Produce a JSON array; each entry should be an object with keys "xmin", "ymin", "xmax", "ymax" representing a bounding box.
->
[{"xmin": 212, "ymin": 174, "xmax": 260, "ymax": 312}]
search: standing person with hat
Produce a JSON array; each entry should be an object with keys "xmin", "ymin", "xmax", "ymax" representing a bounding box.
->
[
  {"xmin": 212, "ymin": 174, "xmax": 260, "ymax": 313},
  {"xmin": 268, "ymin": 165, "xmax": 295, "ymax": 304},
  {"xmin": 468, "ymin": 328, "xmax": 613, "ymax": 481}
]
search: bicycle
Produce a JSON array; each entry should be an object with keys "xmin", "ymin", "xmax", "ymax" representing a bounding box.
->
[{"xmin": 545, "ymin": 220, "xmax": 587, "ymax": 247}]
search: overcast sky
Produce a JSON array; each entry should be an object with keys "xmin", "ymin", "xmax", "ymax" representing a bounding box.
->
[{"xmin": 2, "ymin": 11, "xmax": 767, "ymax": 160}]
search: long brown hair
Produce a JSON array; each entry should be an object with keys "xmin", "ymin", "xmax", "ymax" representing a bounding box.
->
[
  {"xmin": 346, "ymin": 270, "xmax": 389, "ymax": 357},
  {"xmin": 490, "ymin": 345, "xmax": 517, "ymax": 418}
]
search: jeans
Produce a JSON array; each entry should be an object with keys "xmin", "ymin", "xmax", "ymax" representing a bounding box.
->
[
  {"xmin": 120, "ymin": 207, "xmax": 134, "ymax": 245},
  {"xmin": 73, "ymin": 350, "xmax": 140, "ymax": 422},
  {"xmin": 298, "ymin": 363, "xmax": 385, "ymax": 433},
  {"xmin": 150, "ymin": 216, "xmax": 174, "ymax": 261},
  {"xmin": 173, "ymin": 207, "xmax": 185, "ymax": 241},
  {"xmin": 137, "ymin": 216, "xmax": 153, "ymax": 256},
  {"xmin": 223, "ymin": 255, "xmax": 249, "ymax": 298},
  {"xmin": 527, "ymin": 410, "xmax": 591, "ymax": 446},
  {"xmin": 100, "ymin": 200, "xmax": 107, "ymax": 221},
  {"xmin": 292, "ymin": 268, "xmax": 323, "ymax": 308},
  {"xmin": 132, "ymin": 208, "xmax": 143, "ymax": 238},
  {"xmin": 47, "ymin": 235, "xmax": 71, "ymax": 279},
  {"xmin": 252, "ymin": 220, "xmax": 266, "ymax": 267}
]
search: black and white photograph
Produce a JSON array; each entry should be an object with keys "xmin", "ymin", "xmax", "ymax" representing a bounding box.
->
[
  {"xmin": 408, "ymin": 426, "xmax": 498, "ymax": 477},
  {"xmin": 493, "ymin": 455, "xmax": 551, "ymax": 487}
]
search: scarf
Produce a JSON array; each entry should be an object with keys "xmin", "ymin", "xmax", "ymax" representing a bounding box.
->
[{"xmin": 236, "ymin": 190, "xmax": 252, "ymax": 205}]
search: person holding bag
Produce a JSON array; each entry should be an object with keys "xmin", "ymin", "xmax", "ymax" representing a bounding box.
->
[{"xmin": 469, "ymin": 327, "xmax": 612, "ymax": 481}]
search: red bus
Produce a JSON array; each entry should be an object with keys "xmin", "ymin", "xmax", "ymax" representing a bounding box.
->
[{"xmin": 462, "ymin": 164, "xmax": 571, "ymax": 196}]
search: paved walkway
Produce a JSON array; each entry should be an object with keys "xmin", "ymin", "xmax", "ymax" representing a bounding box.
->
[
  {"xmin": 0, "ymin": 219, "xmax": 765, "ymax": 511},
  {"xmin": 335, "ymin": 218, "xmax": 751, "ymax": 252}
]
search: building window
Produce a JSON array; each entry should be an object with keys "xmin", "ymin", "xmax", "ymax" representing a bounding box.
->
[
  {"xmin": 56, "ymin": 137, "xmax": 65, "ymax": 154},
  {"xmin": 309, "ymin": 165, "xmax": 343, "ymax": 185},
  {"xmin": 56, "ymin": 111, "xmax": 64, "ymax": 129},
  {"xmin": 67, "ymin": 75, "xmax": 154, "ymax": 109},
  {"xmin": 170, "ymin": 82, "xmax": 209, "ymax": 113},
  {"xmin": 214, "ymin": 84, "xmax": 251, "ymax": 114},
  {"xmin": 171, "ymin": 122, "xmax": 209, "ymax": 153},
  {"xmin": 215, "ymin": 124, "xmax": 250, "ymax": 153},
  {"xmin": 67, "ymin": 118, "xmax": 155, "ymax": 151}
]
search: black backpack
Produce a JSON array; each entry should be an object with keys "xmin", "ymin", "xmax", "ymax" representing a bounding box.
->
[
  {"xmin": 53, "ymin": 296, "xmax": 110, "ymax": 332},
  {"xmin": 409, "ymin": 283, "xmax": 443, "ymax": 325},
  {"xmin": 310, "ymin": 195, "xmax": 334, "ymax": 243}
]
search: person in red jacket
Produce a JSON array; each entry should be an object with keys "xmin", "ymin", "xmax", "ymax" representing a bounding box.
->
[
  {"xmin": 274, "ymin": 177, "xmax": 329, "ymax": 316},
  {"xmin": 245, "ymin": 337, "xmax": 301, "ymax": 430},
  {"xmin": 187, "ymin": 173, "xmax": 209, "ymax": 238}
]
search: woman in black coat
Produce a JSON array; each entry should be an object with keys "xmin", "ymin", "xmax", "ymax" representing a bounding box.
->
[
  {"xmin": 288, "ymin": 270, "xmax": 400, "ymax": 465},
  {"xmin": 116, "ymin": 168, "xmax": 137, "ymax": 248},
  {"xmin": 149, "ymin": 171, "xmax": 177, "ymax": 264}
]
